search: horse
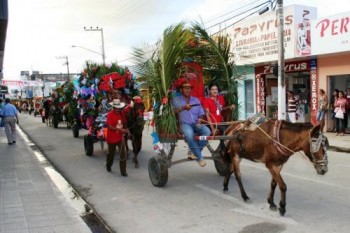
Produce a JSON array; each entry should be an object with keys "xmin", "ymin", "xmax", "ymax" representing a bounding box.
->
[
  {"xmin": 223, "ymin": 119, "xmax": 329, "ymax": 216},
  {"xmin": 125, "ymin": 98, "xmax": 145, "ymax": 168}
]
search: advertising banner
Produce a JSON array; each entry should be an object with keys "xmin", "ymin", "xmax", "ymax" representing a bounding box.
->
[
  {"xmin": 1, "ymin": 80, "xmax": 43, "ymax": 87},
  {"xmin": 231, "ymin": 5, "xmax": 317, "ymax": 65},
  {"xmin": 311, "ymin": 11, "xmax": 350, "ymax": 55}
]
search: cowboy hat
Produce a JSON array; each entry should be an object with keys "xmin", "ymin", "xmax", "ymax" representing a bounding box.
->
[{"xmin": 109, "ymin": 99, "xmax": 126, "ymax": 109}]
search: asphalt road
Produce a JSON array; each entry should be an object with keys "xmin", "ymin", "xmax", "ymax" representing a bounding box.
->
[{"xmin": 18, "ymin": 113, "xmax": 350, "ymax": 233}]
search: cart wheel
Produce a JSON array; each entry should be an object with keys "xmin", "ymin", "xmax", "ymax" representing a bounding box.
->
[
  {"xmin": 72, "ymin": 124, "xmax": 79, "ymax": 138},
  {"xmin": 84, "ymin": 135, "xmax": 94, "ymax": 156},
  {"xmin": 53, "ymin": 118, "xmax": 59, "ymax": 128},
  {"xmin": 148, "ymin": 155, "xmax": 168, "ymax": 187},
  {"xmin": 212, "ymin": 143, "xmax": 230, "ymax": 176},
  {"xmin": 214, "ymin": 156, "xmax": 229, "ymax": 176}
]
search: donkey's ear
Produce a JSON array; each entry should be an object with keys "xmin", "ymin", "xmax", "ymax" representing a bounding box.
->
[{"xmin": 310, "ymin": 124, "xmax": 321, "ymax": 136}]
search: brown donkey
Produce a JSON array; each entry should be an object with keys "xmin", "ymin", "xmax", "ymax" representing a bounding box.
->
[{"xmin": 223, "ymin": 119, "xmax": 328, "ymax": 216}]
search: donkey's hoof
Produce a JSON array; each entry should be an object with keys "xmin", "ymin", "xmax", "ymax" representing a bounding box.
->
[
  {"xmin": 269, "ymin": 203, "xmax": 277, "ymax": 211},
  {"xmin": 223, "ymin": 188, "xmax": 229, "ymax": 193},
  {"xmin": 135, "ymin": 163, "xmax": 139, "ymax": 168},
  {"xmin": 244, "ymin": 198, "xmax": 251, "ymax": 203},
  {"xmin": 279, "ymin": 207, "xmax": 286, "ymax": 216}
]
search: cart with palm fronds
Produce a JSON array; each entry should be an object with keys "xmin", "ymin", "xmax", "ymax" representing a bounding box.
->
[{"xmin": 131, "ymin": 22, "xmax": 241, "ymax": 187}]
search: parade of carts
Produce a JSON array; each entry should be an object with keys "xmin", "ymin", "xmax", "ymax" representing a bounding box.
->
[{"xmin": 11, "ymin": 22, "xmax": 329, "ymax": 217}]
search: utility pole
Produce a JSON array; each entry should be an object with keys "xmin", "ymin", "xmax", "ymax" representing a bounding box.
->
[
  {"xmin": 56, "ymin": 56, "xmax": 70, "ymax": 81},
  {"xmin": 84, "ymin": 27, "xmax": 106, "ymax": 65},
  {"xmin": 277, "ymin": 0, "xmax": 286, "ymax": 120}
]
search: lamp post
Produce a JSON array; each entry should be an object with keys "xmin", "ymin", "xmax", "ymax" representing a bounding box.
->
[
  {"xmin": 56, "ymin": 56, "xmax": 70, "ymax": 81},
  {"xmin": 83, "ymin": 26, "xmax": 106, "ymax": 65}
]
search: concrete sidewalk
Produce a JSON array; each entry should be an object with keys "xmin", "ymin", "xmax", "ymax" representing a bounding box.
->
[
  {"xmin": 324, "ymin": 132, "xmax": 350, "ymax": 153},
  {"xmin": 0, "ymin": 127, "xmax": 91, "ymax": 233}
]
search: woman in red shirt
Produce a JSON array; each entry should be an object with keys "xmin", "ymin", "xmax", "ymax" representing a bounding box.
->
[
  {"xmin": 105, "ymin": 99, "xmax": 130, "ymax": 176},
  {"xmin": 203, "ymin": 83, "xmax": 235, "ymax": 135}
]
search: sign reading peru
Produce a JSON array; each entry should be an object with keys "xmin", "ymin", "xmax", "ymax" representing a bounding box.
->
[
  {"xmin": 231, "ymin": 5, "xmax": 316, "ymax": 65},
  {"xmin": 311, "ymin": 11, "xmax": 350, "ymax": 55}
]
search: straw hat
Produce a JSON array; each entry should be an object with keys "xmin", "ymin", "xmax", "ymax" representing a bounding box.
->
[{"xmin": 109, "ymin": 99, "xmax": 126, "ymax": 109}]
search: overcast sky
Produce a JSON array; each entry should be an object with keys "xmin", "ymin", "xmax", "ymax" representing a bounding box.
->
[{"xmin": 3, "ymin": 0, "xmax": 350, "ymax": 80}]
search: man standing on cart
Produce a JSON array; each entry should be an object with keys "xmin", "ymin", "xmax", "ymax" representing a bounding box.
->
[
  {"xmin": 172, "ymin": 80, "xmax": 210, "ymax": 167},
  {"xmin": 105, "ymin": 99, "xmax": 130, "ymax": 176}
]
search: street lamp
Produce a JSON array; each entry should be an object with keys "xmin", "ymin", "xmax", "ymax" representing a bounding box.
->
[
  {"xmin": 83, "ymin": 26, "xmax": 106, "ymax": 65},
  {"xmin": 56, "ymin": 56, "xmax": 70, "ymax": 81},
  {"xmin": 71, "ymin": 45, "xmax": 103, "ymax": 56}
]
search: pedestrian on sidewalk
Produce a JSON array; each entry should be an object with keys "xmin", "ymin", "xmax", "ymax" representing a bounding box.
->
[
  {"xmin": 317, "ymin": 89, "xmax": 328, "ymax": 133},
  {"xmin": 328, "ymin": 89, "xmax": 339, "ymax": 132},
  {"xmin": 1, "ymin": 98, "xmax": 19, "ymax": 144},
  {"xmin": 334, "ymin": 91, "xmax": 347, "ymax": 136},
  {"xmin": 105, "ymin": 99, "xmax": 130, "ymax": 176}
]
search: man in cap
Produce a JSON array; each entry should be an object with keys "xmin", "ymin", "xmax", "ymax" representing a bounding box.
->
[
  {"xmin": 2, "ymin": 98, "xmax": 19, "ymax": 145},
  {"xmin": 105, "ymin": 99, "xmax": 130, "ymax": 176},
  {"xmin": 172, "ymin": 80, "xmax": 210, "ymax": 167}
]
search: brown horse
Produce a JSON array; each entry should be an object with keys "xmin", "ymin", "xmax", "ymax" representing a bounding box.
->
[
  {"xmin": 125, "ymin": 100, "xmax": 145, "ymax": 168},
  {"xmin": 223, "ymin": 119, "xmax": 329, "ymax": 216}
]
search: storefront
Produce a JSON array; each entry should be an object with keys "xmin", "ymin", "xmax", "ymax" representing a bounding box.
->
[
  {"xmin": 255, "ymin": 59, "xmax": 315, "ymax": 123},
  {"xmin": 311, "ymin": 11, "xmax": 350, "ymax": 131},
  {"xmin": 231, "ymin": 5, "xmax": 318, "ymax": 120}
]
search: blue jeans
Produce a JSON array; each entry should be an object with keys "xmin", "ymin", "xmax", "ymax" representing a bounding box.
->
[
  {"xmin": 317, "ymin": 110, "xmax": 326, "ymax": 121},
  {"xmin": 181, "ymin": 123, "xmax": 211, "ymax": 161}
]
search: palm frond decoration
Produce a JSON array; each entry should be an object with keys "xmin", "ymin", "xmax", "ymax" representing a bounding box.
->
[
  {"xmin": 132, "ymin": 22, "xmax": 195, "ymax": 135},
  {"xmin": 192, "ymin": 22, "xmax": 239, "ymax": 120}
]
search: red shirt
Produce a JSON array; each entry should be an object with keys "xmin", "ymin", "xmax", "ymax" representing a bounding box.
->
[
  {"xmin": 106, "ymin": 110, "xmax": 126, "ymax": 144},
  {"xmin": 203, "ymin": 95, "xmax": 226, "ymax": 123}
]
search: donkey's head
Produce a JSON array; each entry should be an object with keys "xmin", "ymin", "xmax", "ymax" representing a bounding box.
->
[{"xmin": 306, "ymin": 125, "xmax": 328, "ymax": 175}]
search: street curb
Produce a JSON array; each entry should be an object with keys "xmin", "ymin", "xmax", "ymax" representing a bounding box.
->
[{"xmin": 329, "ymin": 145, "xmax": 350, "ymax": 153}]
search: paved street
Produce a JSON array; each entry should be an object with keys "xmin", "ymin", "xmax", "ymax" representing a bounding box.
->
[{"xmin": 3, "ymin": 113, "xmax": 350, "ymax": 233}]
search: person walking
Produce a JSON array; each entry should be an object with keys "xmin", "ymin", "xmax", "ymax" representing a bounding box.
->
[
  {"xmin": 172, "ymin": 80, "xmax": 211, "ymax": 167},
  {"xmin": 334, "ymin": 91, "xmax": 347, "ymax": 136},
  {"xmin": 317, "ymin": 89, "xmax": 328, "ymax": 133},
  {"xmin": 1, "ymin": 98, "xmax": 19, "ymax": 144},
  {"xmin": 287, "ymin": 91, "xmax": 297, "ymax": 123},
  {"xmin": 0, "ymin": 98, "xmax": 4, "ymax": 128},
  {"xmin": 105, "ymin": 99, "xmax": 130, "ymax": 176}
]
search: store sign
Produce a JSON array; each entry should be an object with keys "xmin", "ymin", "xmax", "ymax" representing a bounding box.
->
[
  {"xmin": 231, "ymin": 5, "xmax": 317, "ymax": 65},
  {"xmin": 310, "ymin": 59, "xmax": 318, "ymax": 125},
  {"xmin": 259, "ymin": 60, "xmax": 310, "ymax": 74},
  {"xmin": 255, "ymin": 74, "xmax": 266, "ymax": 115},
  {"xmin": 1, "ymin": 80, "xmax": 43, "ymax": 87},
  {"xmin": 311, "ymin": 11, "xmax": 350, "ymax": 55}
]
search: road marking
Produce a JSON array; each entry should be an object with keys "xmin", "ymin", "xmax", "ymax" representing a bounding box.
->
[{"xmin": 195, "ymin": 184, "xmax": 298, "ymax": 225}]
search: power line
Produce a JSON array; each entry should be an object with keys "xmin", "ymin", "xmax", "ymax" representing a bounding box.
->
[{"xmin": 211, "ymin": 0, "xmax": 276, "ymax": 35}]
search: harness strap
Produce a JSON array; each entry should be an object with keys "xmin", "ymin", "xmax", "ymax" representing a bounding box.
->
[{"xmin": 273, "ymin": 120, "xmax": 292, "ymax": 156}]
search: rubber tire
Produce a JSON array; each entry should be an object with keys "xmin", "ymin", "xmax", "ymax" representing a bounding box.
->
[
  {"xmin": 213, "ymin": 144, "xmax": 230, "ymax": 176},
  {"xmin": 84, "ymin": 135, "xmax": 94, "ymax": 156},
  {"xmin": 53, "ymin": 118, "xmax": 59, "ymax": 128},
  {"xmin": 214, "ymin": 156, "xmax": 230, "ymax": 176},
  {"xmin": 148, "ymin": 155, "xmax": 168, "ymax": 187},
  {"xmin": 72, "ymin": 124, "xmax": 79, "ymax": 138}
]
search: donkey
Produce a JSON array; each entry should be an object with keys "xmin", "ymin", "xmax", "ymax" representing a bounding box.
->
[{"xmin": 223, "ymin": 119, "xmax": 329, "ymax": 216}]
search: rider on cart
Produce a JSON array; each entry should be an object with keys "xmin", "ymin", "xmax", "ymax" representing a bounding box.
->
[{"xmin": 172, "ymin": 79, "xmax": 210, "ymax": 167}]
